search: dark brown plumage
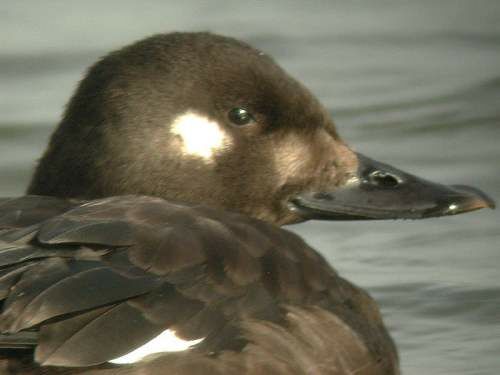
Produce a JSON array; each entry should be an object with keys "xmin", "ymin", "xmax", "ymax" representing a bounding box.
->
[
  {"xmin": 0, "ymin": 196, "xmax": 397, "ymax": 374},
  {"xmin": 26, "ymin": 32, "xmax": 346, "ymax": 225},
  {"xmin": 0, "ymin": 32, "xmax": 492, "ymax": 374}
]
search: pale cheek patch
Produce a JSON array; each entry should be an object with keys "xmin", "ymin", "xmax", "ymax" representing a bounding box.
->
[
  {"xmin": 273, "ymin": 135, "xmax": 312, "ymax": 184},
  {"xmin": 109, "ymin": 329, "xmax": 204, "ymax": 364},
  {"xmin": 170, "ymin": 112, "xmax": 231, "ymax": 161}
]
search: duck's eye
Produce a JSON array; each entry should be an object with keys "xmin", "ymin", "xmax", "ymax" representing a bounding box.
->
[{"xmin": 228, "ymin": 108, "xmax": 254, "ymax": 126}]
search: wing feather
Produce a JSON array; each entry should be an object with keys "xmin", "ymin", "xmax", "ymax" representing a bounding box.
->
[
  {"xmin": 0, "ymin": 195, "xmax": 395, "ymax": 372},
  {"xmin": 35, "ymin": 303, "xmax": 160, "ymax": 366}
]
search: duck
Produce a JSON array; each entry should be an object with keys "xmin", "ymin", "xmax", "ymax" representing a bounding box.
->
[{"xmin": 0, "ymin": 32, "xmax": 494, "ymax": 375}]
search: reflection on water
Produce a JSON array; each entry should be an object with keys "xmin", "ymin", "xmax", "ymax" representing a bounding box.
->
[{"xmin": 1, "ymin": 1, "xmax": 499, "ymax": 374}]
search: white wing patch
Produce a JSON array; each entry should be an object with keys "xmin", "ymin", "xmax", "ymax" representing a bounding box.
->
[
  {"xmin": 171, "ymin": 112, "xmax": 231, "ymax": 161},
  {"xmin": 109, "ymin": 329, "xmax": 204, "ymax": 364}
]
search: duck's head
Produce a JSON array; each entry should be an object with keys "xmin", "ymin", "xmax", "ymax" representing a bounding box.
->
[{"xmin": 28, "ymin": 32, "xmax": 494, "ymax": 225}]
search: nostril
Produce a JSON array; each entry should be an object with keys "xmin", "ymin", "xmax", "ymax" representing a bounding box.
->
[{"xmin": 368, "ymin": 170, "xmax": 400, "ymax": 188}]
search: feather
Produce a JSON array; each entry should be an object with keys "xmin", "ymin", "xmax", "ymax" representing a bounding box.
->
[
  {"xmin": 0, "ymin": 331, "xmax": 38, "ymax": 349},
  {"xmin": 0, "ymin": 263, "xmax": 36, "ymax": 300},
  {"xmin": 0, "ymin": 196, "xmax": 75, "ymax": 229},
  {"xmin": 2, "ymin": 258, "xmax": 159, "ymax": 332},
  {"xmin": 38, "ymin": 218, "xmax": 133, "ymax": 246},
  {"xmin": 36, "ymin": 302, "xmax": 165, "ymax": 367}
]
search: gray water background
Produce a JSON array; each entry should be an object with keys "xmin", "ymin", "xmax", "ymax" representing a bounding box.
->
[{"xmin": 1, "ymin": 1, "xmax": 499, "ymax": 374}]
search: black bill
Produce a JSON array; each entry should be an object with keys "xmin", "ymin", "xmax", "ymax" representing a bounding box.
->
[{"xmin": 291, "ymin": 153, "xmax": 495, "ymax": 220}]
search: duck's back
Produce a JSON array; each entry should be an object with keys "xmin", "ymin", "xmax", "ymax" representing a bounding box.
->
[{"xmin": 0, "ymin": 195, "xmax": 397, "ymax": 374}]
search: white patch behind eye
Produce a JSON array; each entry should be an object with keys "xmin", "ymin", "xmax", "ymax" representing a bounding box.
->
[
  {"xmin": 109, "ymin": 329, "xmax": 204, "ymax": 364},
  {"xmin": 170, "ymin": 112, "xmax": 231, "ymax": 161}
]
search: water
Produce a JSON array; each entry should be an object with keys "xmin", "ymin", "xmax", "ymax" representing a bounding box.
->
[{"xmin": 1, "ymin": 1, "xmax": 499, "ymax": 374}]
